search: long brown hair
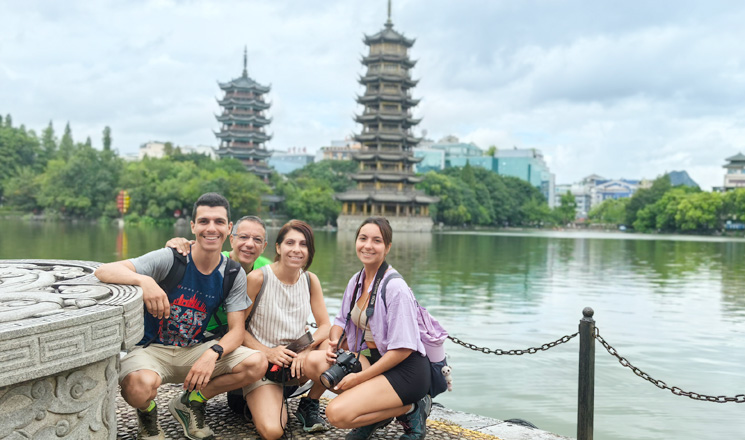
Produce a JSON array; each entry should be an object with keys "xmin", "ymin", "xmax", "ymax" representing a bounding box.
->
[{"xmin": 274, "ymin": 219, "xmax": 315, "ymax": 270}]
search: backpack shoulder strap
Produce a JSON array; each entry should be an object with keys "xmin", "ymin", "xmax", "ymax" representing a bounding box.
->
[
  {"xmin": 158, "ymin": 248, "xmax": 187, "ymax": 294},
  {"xmin": 380, "ymin": 272, "xmax": 404, "ymax": 311},
  {"xmin": 246, "ymin": 265, "xmax": 269, "ymax": 330},
  {"xmin": 222, "ymin": 257, "xmax": 241, "ymax": 301}
]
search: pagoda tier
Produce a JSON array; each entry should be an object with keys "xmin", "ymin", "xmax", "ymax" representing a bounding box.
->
[
  {"xmin": 351, "ymin": 151, "xmax": 423, "ymax": 163},
  {"xmin": 216, "ymin": 97, "xmax": 271, "ymax": 111},
  {"xmin": 351, "ymin": 173, "xmax": 423, "ymax": 184},
  {"xmin": 361, "ymin": 54, "xmax": 416, "ymax": 68},
  {"xmin": 214, "ymin": 47, "xmax": 272, "ymax": 180},
  {"xmin": 356, "ymin": 93, "xmax": 420, "ymax": 107},
  {"xmin": 216, "ymin": 113, "xmax": 272, "ymax": 125},
  {"xmin": 354, "ymin": 112, "xmax": 421, "ymax": 127},
  {"xmin": 336, "ymin": 3, "xmax": 436, "ymax": 231},
  {"xmin": 214, "ymin": 146, "xmax": 271, "ymax": 160},
  {"xmin": 359, "ymin": 74, "xmax": 418, "ymax": 88},
  {"xmin": 215, "ymin": 130, "xmax": 271, "ymax": 143}
]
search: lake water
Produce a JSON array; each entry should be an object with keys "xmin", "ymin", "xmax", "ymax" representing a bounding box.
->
[{"xmin": 1, "ymin": 219, "xmax": 743, "ymax": 439}]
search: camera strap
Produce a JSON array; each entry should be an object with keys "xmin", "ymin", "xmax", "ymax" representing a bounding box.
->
[{"xmin": 345, "ymin": 261, "xmax": 389, "ymax": 354}]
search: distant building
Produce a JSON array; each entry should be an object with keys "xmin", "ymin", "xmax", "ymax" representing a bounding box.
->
[
  {"xmin": 268, "ymin": 147, "xmax": 315, "ymax": 175},
  {"xmin": 555, "ymin": 174, "xmax": 641, "ymax": 218},
  {"xmin": 138, "ymin": 142, "xmax": 217, "ymax": 160},
  {"xmin": 317, "ymin": 138, "xmax": 362, "ymax": 161},
  {"xmin": 591, "ymin": 179, "xmax": 640, "ymax": 207},
  {"xmin": 214, "ymin": 47, "xmax": 273, "ymax": 179},
  {"xmin": 495, "ymin": 148, "xmax": 555, "ymax": 207},
  {"xmin": 413, "ymin": 136, "xmax": 484, "ymax": 173},
  {"xmin": 722, "ymin": 153, "xmax": 745, "ymax": 190}
]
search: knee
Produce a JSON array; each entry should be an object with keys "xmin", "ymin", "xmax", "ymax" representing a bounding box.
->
[
  {"xmin": 120, "ymin": 371, "xmax": 160, "ymax": 404},
  {"xmin": 325, "ymin": 400, "xmax": 352, "ymax": 428},
  {"xmin": 234, "ymin": 352, "xmax": 268, "ymax": 384},
  {"xmin": 255, "ymin": 421, "xmax": 285, "ymax": 440}
]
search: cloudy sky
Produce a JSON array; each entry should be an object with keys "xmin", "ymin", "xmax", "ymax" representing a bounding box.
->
[{"xmin": 3, "ymin": 0, "xmax": 745, "ymax": 189}]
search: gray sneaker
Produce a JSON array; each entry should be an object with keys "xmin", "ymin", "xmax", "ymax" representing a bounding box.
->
[
  {"xmin": 136, "ymin": 405, "xmax": 165, "ymax": 440},
  {"xmin": 168, "ymin": 391, "xmax": 215, "ymax": 440}
]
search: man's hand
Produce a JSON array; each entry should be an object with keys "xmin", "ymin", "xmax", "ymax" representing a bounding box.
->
[
  {"xmin": 165, "ymin": 237, "xmax": 194, "ymax": 256},
  {"xmin": 141, "ymin": 278, "xmax": 171, "ymax": 319},
  {"xmin": 183, "ymin": 348, "xmax": 219, "ymax": 391}
]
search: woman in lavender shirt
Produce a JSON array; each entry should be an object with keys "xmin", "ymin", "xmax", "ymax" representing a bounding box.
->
[{"xmin": 310, "ymin": 217, "xmax": 431, "ymax": 440}]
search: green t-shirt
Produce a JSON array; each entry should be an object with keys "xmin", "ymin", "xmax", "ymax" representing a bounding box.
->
[{"xmin": 206, "ymin": 252, "xmax": 272, "ymax": 332}]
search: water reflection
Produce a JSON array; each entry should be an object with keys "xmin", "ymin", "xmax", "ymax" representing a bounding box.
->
[{"xmin": 1, "ymin": 221, "xmax": 744, "ymax": 440}]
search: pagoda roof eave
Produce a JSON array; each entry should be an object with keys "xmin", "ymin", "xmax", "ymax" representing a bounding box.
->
[
  {"xmin": 359, "ymin": 75, "xmax": 418, "ymax": 87},
  {"xmin": 363, "ymin": 27, "xmax": 416, "ymax": 47},
  {"xmin": 218, "ymin": 76, "xmax": 271, "ymax": 93},
  {"xmin": 217, "ymin": 98, "xmax": 271, "ymax": 109},
  {"xmin": 216, "ymin": 114, "xmax": 272, "ymax": 124}
]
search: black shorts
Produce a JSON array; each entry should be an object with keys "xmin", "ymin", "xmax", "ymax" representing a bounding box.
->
[{"xmin": 366, "ymin": 349, "xmax": 430, "ymax": 405}]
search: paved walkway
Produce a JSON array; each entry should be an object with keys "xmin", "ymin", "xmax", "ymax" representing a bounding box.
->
[{"xmin": 116, "ymin": 384, "xmax": 569, "ymax": 440}]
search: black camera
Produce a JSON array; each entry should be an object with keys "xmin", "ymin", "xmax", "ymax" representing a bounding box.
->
[{"xmin": 320, "ymin": 350, "xmax": 362, "ymax": 389}]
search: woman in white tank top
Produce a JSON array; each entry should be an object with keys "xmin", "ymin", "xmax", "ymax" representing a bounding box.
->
[{"xmin": 242, "ymin": 220, "xmax": 331, "ymax": 440}]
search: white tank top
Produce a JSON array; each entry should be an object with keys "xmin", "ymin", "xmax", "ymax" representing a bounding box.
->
[{"xmin": 246, "ymin": 265, "xmax": 312, "ymax": 347}]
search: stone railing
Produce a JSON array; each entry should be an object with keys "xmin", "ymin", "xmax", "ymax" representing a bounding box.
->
[{"xmin": 0, "ymin": 259, "xmax": 143, "ymax": 440}]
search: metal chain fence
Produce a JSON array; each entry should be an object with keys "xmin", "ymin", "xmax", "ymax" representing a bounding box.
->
[
  {"xmin": 595, "ymin": 327, "xmax": 745, "ymax": 403},
  {"xmin": 447, "ymin": 333, "xmax": 578, "ymax": 355}
]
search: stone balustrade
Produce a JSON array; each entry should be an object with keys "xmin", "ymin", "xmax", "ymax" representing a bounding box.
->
[{"xmin": 0, "ymin": 260, "xmax": 143, "ymax": 440}]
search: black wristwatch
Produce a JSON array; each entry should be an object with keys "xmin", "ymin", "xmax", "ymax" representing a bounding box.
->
[{"xmin": 210, "ymin": 344, "xmax": 224, "ymax": 361}]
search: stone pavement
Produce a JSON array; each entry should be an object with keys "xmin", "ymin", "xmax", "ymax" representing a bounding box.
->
[{"xmin": 116, "ymin": 384, "xmax": 570, "ymax": 440}]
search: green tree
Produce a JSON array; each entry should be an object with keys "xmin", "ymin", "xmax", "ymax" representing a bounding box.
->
[
  {"xmin": 588, "ymin": 198, "xmax": 628, "ymax": 225},
  {"xmin": 4, "ymin": 114, "xmax": 11, "ymax": 127},
  {"xmin": 163, "ymin": 142, "xmax": 174, "ymax": 156},
  {"xmin": 102, "ymin": 126, "xmax": 112, "ymax": 152},
  {"xmin": 58, "ymin": 122, "xmax": 75, "ymax": 161},
  {"xmin": 485, "ymin": 145, "xmax": 497, "ymax": 156},
  {"xmin": 554, "ymin": 191, "xmax": 577, "ymax": 224},
  {"xmin": 39, "ymin": 121, "xmax": 57, "ymax": 165},
  {"xmin": 626, "ymin": 175, "xmax": 672, "ymax": 227},
  {"xmin": 286, "ymin": 160, "xmax": 357, "ymax": 192},
  {"xmin": 36, "ymin": 142, "xmax": 121, "ymax": 218}
]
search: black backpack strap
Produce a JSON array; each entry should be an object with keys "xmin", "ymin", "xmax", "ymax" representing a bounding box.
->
[
  {"xmin": 146, "ymin": 248, "xmax": 186, "ymax": 347},
  {"xmin": 158, "ymin": 247, "xmax": 187, "ymax": 294},
  {"xmin": 379, "ymin": 272, "xmax": 403, "ymax": 312},
  {"xmin": 208, "ymin": 256, "xmax": 242, "ymax": 339}
]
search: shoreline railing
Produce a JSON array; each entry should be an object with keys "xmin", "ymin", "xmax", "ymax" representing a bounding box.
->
[{"xmin": 448, "ymin": 307, "xmax": 745, "ymax": 440}]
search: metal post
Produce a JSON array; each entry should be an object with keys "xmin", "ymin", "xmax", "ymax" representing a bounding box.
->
[{"xmin": 577, "ymin": 307, "xmax": 595, "ymax": 440}]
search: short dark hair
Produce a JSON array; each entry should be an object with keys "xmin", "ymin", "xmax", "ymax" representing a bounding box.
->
[
  {"xmin": 232, "ymin": 215, "xmax": 266, "ymax": 235},
  {"xmin": 356, "ymin": 216, "xmax": 393, "ymax": 247},
  {"xmin": 275, "ymin": 219, "xmax": 315, "ymax": 270},
  {"xmin": 192, "ymin": 192, "xmax": 230, "ymax": 220}
]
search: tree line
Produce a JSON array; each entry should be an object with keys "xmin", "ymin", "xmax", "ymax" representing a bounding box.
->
[
  {"xmin": 588, "ymin": 174, "xmax": 745, "ymax": 233},
  {"xmin": 9, "ymin": 113, "xmax": 726, "ymax": 232}
]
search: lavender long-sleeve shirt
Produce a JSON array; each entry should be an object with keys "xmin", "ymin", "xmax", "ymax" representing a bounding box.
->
[{"xmin": 333, "ymin": 267, "xmax": 427, "ymax": 357}]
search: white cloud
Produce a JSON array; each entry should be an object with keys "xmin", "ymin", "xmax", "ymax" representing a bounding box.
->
[{"xmin": 1, "ymin": 0, "xmax": 745, "ymax": 190}]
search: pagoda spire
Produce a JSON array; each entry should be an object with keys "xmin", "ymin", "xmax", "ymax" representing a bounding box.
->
[
  {"xmin": 385, "ymin": 0, "xmax": 392, "ymax": 27},
  {"xmin": 242, "ymin": 45, "xmax": 248, "ymax": 78}
]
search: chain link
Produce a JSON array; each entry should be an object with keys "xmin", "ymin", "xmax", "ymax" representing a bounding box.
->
[
  {"xmin": 447, "ymin": 333, "xmax": 578, "ymax": 355},
  {"xmin": 595, "ymin": 327, "xmax": 745, "ymax": 403}
]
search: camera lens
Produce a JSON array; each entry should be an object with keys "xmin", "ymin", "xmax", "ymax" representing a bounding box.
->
[{"xmin": 320, "ymin": 365, "xmax": 342, "ymax": 389}]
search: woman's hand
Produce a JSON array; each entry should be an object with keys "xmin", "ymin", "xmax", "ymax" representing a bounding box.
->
[
  {"xmin": 165, "ymin": 237, "xmax": 194, "ymax": 256},
  {"xmin": 334, "ymin": 372, "xmax": 363, "ymax": 391},
  {"xmin": 291, "ymin": 349, "xmax": 310, "ymax": 378},
  {"xmin": 325, "ymin": 339, "xmax": 339, "ymax": 364},
  {"xmin": 265, "ymin": 345, "xmax": 296, "ymax": 367}
]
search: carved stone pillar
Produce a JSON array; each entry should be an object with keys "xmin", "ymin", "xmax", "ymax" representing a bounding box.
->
[{"xmin": 0, "ymin": 260, "xmax": 143, "ymax": 439}]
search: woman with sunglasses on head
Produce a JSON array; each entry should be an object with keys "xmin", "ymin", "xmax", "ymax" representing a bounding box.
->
[
  {"xmin": 241, "ymin": 219, "xmax": 331, "ymax": 440},
  {"xmin": 306, "ymin": 216, "xmax": 431, "ymax": 440}
]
